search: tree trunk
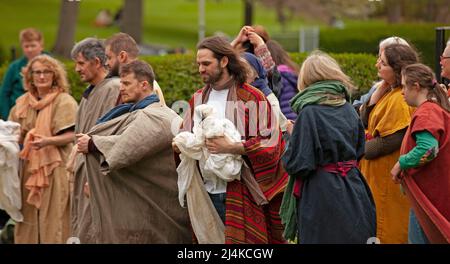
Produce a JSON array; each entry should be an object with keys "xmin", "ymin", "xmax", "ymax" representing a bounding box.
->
[
  {"xmin": 52, "ymin": 0, "xmax": 79, "ymax": 58},
  {"xmin": 120, "ymin": 0, "xmax": 143, "ymax": 44},
  {"xmin": 243, "ymin": 0, "xmax": 253, "ymax": 26},
  {"xmin": 275, "ymin": 0, "xmax": 287, "ymax": 31},
  {"xmin": 386, "ymin": 0, "xmax": 402, "ymax": 23}
]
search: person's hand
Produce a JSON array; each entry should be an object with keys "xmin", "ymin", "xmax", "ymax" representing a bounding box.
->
[
  {"xmin": 206, "ymin": 136, "xmax": 244, "ymax": 155},
  {"xmin": 391, "ymin": 161, "xmax": 402, "ymax": 184},
  {"xmin": 30, "ymin": 134, "xmax": 51, "ymax": 150},
  {"xmin": 172, "ymin": 141, "xmax": 181, "ymax": 154},
  {"xmin": 76, "ymin": 133, "xmax": 91, "ymax": 154},
  {"xmin": 83, "ymin": 182, "xmax": 90, "ymax": 198},
  {"xmin": 369, "ymin": 81, "xmax": 390, "ymax": 106},
  {"xmin": 231, "ymin": 26, "xmax": 253, "ymax": 47},
  {"xmin": 286, "ymin": 120, "xmax": 295, "ymax": 135},
  {"xmin": 247, "ymin": 31, "xmax": 265, "ymax": 48}
]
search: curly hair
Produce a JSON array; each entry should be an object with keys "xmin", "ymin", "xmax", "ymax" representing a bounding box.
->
[
  {"xmin": 383, "ymin": 44, "xmax": 419, "ymax": 88},
  {"xmin": 22, "ymin": 55, "xmax": 69, "ymax": 96}
]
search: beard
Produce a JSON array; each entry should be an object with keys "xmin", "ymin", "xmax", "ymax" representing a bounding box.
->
[
  {"xmin": 202, "ymin": 66, "xmax": 224, "ymax": 85},
  {"xmin": 109, "ymin": 62, "xmax": 120, "ymax": 77}
]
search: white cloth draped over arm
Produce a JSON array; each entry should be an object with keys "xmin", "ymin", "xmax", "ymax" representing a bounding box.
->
[
  {"xmin": 0, "ymin": 120, "xmax": 23, "ymax": 222},
  {"xmin": 173, "ymin": 104, "xmax": 246, "ymax": 244},
  {"xmin": 174, "ymin": 131, "xmax": 225, "ymax": 244},
  {"xmin": 266, "ymin": 93, "xmax": 288, "ymax": 132}
]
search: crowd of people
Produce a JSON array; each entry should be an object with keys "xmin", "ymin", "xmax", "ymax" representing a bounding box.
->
[{"xmin": 0, "ymin": 26, "xmax": 449, "ymax": 244}]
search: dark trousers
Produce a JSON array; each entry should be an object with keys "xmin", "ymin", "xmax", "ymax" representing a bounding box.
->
[
  {"xmin": 0, "ymin": 210, "xmax": 9, "ymax": 229},
  {"xmin": 209, "ymin": 192, "xmax": 226, "ymax": 223}
]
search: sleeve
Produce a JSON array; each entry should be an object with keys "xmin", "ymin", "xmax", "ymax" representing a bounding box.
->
[
  {"xmin": 353, "ymin": 84, "xmax": 378, "ymax": 107},
  {"xmin": 266, "ymin": 93, "xmax": 288, "ymax": 131},
  {"xmin": 364, "ymin": 128, "xmax": 406, "ymax": 160},
  {"xmin": 399, "ymin": 130, "xmax": 439, "ymax": 169},
  {"xmin": 356, "ymin": 117, "xmax": 366, "ymax": 160},
  {"xmin": 0, "ymin": 64, "xmax": 17, "ymax": 120},
  {"xmin": 254, "ymin": 44, "xmax": 275, "ymax": 72},
  {"xmin": 409, "ymin": 105, "xmax": 445, "ymax": 142},
  {"xmin": 93, "ymin": 111, "xmax": 180, "ymax": 174},
  {"xmin": 242, "ymin": 96, "xmax": 278, "ymax": 160},
  {"xmin": 281, "ymin": 107, "xmax": 321, "ymax": 179},
  {"xmin": 51, "ymin": 94, "xmax": 78, "ymax": 135},
  {"xmin": 359, "ymin": 99, "xmax": 375, "ymax": 128},
  {"xmin": 241, "ymin": 95, "xmax": 286, "ymax": 188},
  {"xmin": 7, "ymin": 105, "xmax": 18, "ymax": 123}
]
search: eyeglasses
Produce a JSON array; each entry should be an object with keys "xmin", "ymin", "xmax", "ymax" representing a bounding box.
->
[
  {"xmin": 441, "ymin": 56, "xmax": 450, "ymax": 61},
  {"xmin": 32, "ymin": 70, "xmax": 53, "ymax": 76}
]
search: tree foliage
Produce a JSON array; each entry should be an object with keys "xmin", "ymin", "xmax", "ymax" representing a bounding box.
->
[{"xmin": 258, "ymin": 0, "xmax": 450, "ymax": 26}]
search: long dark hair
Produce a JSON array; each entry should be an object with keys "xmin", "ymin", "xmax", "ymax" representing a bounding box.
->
[
  {"xmin": 266, "ymin": 39, "xmax": 299, "ymax": 72},
  {"xmin": 402, "ymin": 63, "xmax": 450, "ymax": 112},
  {"xmin": 384, "ymin": 44, "xmax": 419, "ymax": 88},
  {"xmin": 197, "ymin": 36, "xmax": 248, "ymax": 85}
]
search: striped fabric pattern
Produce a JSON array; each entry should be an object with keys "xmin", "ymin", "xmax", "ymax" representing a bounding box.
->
[{"xmin": 185, "ymin": 83, "xmax": 288, "ymax": 244}]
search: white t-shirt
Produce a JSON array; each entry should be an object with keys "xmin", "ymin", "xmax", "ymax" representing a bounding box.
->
[{"xmin": 204, "ymin": 88, "xmax": 229, "ymax": 194}]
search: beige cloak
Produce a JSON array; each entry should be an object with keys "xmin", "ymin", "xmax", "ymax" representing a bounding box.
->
[
  {"xmin": 71, "ymin": 77, "xmax": 120, "ymax": 243},
  {"xmin": 84, "ymin": 102, "xmax": 191, "ymax": 243}
]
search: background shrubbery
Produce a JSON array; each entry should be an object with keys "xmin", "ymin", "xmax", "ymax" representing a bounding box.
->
[
  {"xmin": 320, "ymin": 23, "xmax": 438, "ymax": 67},
  {"xmin": 0, "ymin": 53, "xmax": 378, "ymax": 106},
  {"xmin": 275, "ymin": 22, "xmax": 440, "ymax": 68}
]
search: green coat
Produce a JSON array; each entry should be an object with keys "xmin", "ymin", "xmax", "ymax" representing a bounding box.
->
[{"xmin": 0, "ymin": 56, "xmax": 28, "ymax": 120}]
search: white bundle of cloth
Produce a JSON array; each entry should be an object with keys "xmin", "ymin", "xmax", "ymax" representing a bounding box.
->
[
  {"xmin": 174, "ymin": 104, "xmax": 243, "ymax": 244},
  {"xmin": 0, "ymin": 120, "xmax": 23, "ymax": 222}
]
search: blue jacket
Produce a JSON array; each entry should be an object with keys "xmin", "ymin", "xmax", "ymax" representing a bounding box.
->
[
  {"xmin": 0, "ymin": 56, "xmax": 28, "ymax": 119},
  {"xmin": 277, "ymin": 65, "xmax": 298, "ymax": 120}
]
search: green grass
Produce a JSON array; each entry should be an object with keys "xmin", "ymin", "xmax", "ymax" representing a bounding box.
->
[
  {"xmin": 0, "ymin": 0, "xmax": 307, "ymax": 58},
  {"xmin": 0, "ymin": 0, "xmax": 444, "ymax": 68}
]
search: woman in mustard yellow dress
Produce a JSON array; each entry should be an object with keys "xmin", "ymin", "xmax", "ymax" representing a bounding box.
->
[{"xmin": 360, "ymin": 44, "xmax": 419, "ymax": 243}]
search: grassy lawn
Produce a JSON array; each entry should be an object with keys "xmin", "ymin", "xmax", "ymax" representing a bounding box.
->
[
  {"xmin": 0, "ymin": 0, "xmax": 444, "ymax": 67},
  {"xmin": 0, "ymin": 0, "xmax": 306, "ymax": 56}
]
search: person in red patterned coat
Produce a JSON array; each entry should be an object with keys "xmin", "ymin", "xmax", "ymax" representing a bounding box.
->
[{"xmin": 174, "ymin": 36, "xmax": 288, "ymax": 244}]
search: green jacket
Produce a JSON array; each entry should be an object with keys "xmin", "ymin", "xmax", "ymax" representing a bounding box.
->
[{"xmin": 0, "ymin": 56, "xmax": 28, "ymax": 120}]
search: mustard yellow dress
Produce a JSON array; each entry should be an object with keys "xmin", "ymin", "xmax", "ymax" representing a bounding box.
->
[{"xmin": 360, "ymin": 87, "xmax": 414, "ymax": 244}]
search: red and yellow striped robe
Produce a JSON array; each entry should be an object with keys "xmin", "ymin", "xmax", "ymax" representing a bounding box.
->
[{"xmin": 181, "ymin": 83, "xmax": 288, "ymax": 244}]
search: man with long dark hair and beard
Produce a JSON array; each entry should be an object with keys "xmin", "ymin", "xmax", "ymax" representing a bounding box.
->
[{"xmin": 174, "ymin": 36, "xmax": 288, "ymax": 244}]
